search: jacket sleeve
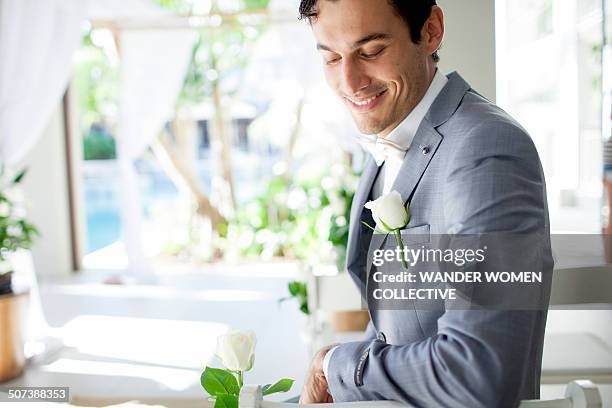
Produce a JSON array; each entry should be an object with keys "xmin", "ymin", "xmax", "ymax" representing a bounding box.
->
[
  {"xmin": 326, "ymin": 121, "xmax": 552, "ymax": 408},
  {"xmin": 362, "ymin": 320, "xmax": 377, "ymax": 341}
]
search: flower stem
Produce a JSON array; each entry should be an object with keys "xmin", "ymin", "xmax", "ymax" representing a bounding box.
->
[
  {"xmin": 394, "ymin": 230, "xmax": 408, "ymax": 269},
  {"xmin": 237, "ymin": 370, "xmax": 243, "ymax": 388},
  {"xmin": 361, "ymin": 221, "xmax": 387, "ymax": 235}
]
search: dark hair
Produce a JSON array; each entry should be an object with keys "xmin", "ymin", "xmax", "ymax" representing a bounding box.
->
[{"xmin": 299, "ymin": 0, "xmax": 440, "ymax": 62}]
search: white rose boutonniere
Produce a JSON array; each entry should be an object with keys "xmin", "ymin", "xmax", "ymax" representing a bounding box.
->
[{"xmin": 363, "ymin": 190, "xmax": 411, "ymax": 269}]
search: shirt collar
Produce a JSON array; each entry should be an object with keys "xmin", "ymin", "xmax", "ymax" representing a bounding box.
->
[{"xmin": 383, "ymin": 69, "xmax": 448, "ymax": 150}]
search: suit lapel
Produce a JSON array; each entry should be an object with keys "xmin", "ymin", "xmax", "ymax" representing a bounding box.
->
[
  {"xmin": 390, "ymin": 70, "xmax": 471, "ymax": 204},
  {"xmin": 346, "ymin": 157, "xmax": 380, "ymax": 277},
  {"xmin": 390, "ymin": 120, "xmax": 443, "ymax": 205}
]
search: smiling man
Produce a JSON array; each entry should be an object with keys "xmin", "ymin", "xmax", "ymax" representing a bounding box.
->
[
  {"xmin": 310, "ymin": 1, "xmax": 439, "ymax": 138},
  {"xmin": 298, "ymin": 1, "xmax": 553, "ymax": 407}
]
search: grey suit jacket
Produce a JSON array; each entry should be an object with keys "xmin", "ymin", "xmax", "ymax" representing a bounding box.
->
[{"xmin": 326, "ymin": 72, "xmax": 554, "ymax": 408}]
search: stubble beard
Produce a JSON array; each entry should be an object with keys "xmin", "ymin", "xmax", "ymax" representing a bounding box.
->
[
  {"xmin": 352, "ymin": 111, "xmax": 388, "ymax": 136},
  {"xmin": 354, "ymin": 58, "xmax": 430, "ymax": 137}
]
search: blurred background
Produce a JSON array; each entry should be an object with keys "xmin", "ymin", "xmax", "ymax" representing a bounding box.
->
[{"xmin": 1, "ymin": 0, "xmax": 612, "ymax": 406}]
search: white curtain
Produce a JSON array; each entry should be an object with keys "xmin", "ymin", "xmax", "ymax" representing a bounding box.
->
[
  {"xmin": 0, "ymin": 0, "xmax": 84, "ymax": 353},
  {"xmin": 116, "ymin": 29, "xmax": 196, "ymax": 275},
  {"xmin": 0, "ymin": 0, "xmax": 84, "ymax": 165}
]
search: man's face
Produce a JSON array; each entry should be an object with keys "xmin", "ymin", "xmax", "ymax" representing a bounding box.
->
[{"xmin": 311, "ymin": 0, "xmax": 433, "ymax": 137}]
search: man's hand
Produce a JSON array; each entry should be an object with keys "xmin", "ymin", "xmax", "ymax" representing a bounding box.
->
[{"xmin": 299, "ymin": 345, "xmax": 337, "ymax": 404}]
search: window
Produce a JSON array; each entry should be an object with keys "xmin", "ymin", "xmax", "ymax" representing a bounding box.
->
[{"xmin": 497, "ymin": 0, "xmax": 607, "ymax": 232}]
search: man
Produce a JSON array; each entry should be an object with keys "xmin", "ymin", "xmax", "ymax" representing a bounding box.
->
[{"xmin": 298, "ymin": 1, "xmax": 553, "ymax": 407}]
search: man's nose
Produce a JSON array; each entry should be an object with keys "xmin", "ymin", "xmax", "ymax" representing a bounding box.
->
[{"xmin": 340, "ymin": 59, "xmax": 370, "ymax": 96}]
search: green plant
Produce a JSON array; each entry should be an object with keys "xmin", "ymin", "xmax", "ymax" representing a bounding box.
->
[
  {"xmin": 219, "ymin": 164, "xmax": 357, "ymax": 266},
  {"xmin": 279, "ymin": 280, "xmax": 309, "ymax": 315},
  {"xmin": 0, "ymin": 168, "xmax": 39, "ymax": 294},
  {"xmin": 215, "ymin": 164, "xmax": 357, "ymax": 315},
  {"xmin": 83, "ymin": 125, "xmax": 116, "ymax": 160}
]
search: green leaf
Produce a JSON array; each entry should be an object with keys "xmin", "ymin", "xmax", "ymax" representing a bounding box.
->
[
  {"xmin": 404, "ymin": 201, "xmax": 411, "ymax": 221},
  {"xmin": 201, "ymin": 367, "xmax": 240, "ymax": 397},
  {"xmin": 288, "ymin": 281, "xmax": 308, "ymax": 298},
  {"xmin": 299, "ymin": 302, "xmax": 310, "ymax": 315},
  {"xmin": 262, "ymin": 378, "xmax": 294, "ymax": 396},
  {"xmin": 214, "ymin": 394, "xmax": 239, "ymax": 408},
  {"xmin": 284, "ymin": 281, "xmax": 309, "ymax": 316},
  {"xmin": 12, "ymin": 169, "xmax": 27, "ymax": 184},
  {"xmin": 287, "ymin": 281, "xmax": 301, "ymax": 296}
]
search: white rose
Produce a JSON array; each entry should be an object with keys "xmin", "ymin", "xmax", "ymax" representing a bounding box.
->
[
  {"xmin": 216, "ymin": 330, "xmax": 256, "ymax": 371},
  {"xmin": 364, "ymin": 190, "xmax": 410, "ymax": 231}
]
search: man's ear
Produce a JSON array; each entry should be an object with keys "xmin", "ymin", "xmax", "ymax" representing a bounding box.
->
[{"xmin": 423, "ymin": 5, "xmax": 444, "ymax": 56}]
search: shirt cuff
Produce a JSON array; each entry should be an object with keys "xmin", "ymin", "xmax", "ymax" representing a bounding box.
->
[{"xmin": 323, "ymin": 345, "xmax": 339, "ymax": 379}]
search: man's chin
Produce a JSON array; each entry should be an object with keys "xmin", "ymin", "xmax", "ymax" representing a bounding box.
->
[{"xmin": 353, "ymin": 119, "xmax": 387, "ymax": 136}]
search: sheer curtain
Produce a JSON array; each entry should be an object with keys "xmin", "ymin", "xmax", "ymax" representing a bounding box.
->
[
  {"xmin": 0, "ymin": 0, "xmax": 84, "ymax": 164},
  {"xmin": 116, "ymin": 29, "xmax": 196, "ymax": 276},
  {"xmin": 0, "ymin": 0, "xmax": 84, "ymax": 350}
]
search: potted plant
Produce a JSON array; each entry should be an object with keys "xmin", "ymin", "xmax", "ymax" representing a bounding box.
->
[{"xmin": 0, "ymin": 168, "xmax": 38, "ymax": 382}]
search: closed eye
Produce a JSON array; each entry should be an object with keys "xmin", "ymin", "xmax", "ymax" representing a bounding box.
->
[
  {"xmin": 325, "ymin": 55, "xmax": 342, "ymax": 65},
  {"xmin": 360, "ymin": 47, "xmax": 385, "ymax": 59}
]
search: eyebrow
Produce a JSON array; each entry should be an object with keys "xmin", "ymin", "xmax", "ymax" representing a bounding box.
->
[{"xmin": 316, "ymin": 32, "xmax": 391, "ymax": 52}]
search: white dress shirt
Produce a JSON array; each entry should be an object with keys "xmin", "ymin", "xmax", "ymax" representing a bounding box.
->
[{"xmin": 322, "ymin": 69, "xmax": 448, "ymax": 380}]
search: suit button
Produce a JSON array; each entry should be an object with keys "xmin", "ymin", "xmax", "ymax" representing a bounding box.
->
[{"xmin": 377, "ymin": 331, "xmax": 387, "ymax": 342}]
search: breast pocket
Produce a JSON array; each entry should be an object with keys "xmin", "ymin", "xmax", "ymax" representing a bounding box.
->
[{"xmin": 398, "ymin": 224, "xmax": 430, "ymax": 246}]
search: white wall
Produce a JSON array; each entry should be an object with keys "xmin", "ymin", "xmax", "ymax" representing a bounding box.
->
[
  {"xmin": 17, "ymin": 104, "xmax": 73, "ymax": 280},
  {"xmin": 438, "ymin": 0, "xmax": 496, "ymax": 102}
]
